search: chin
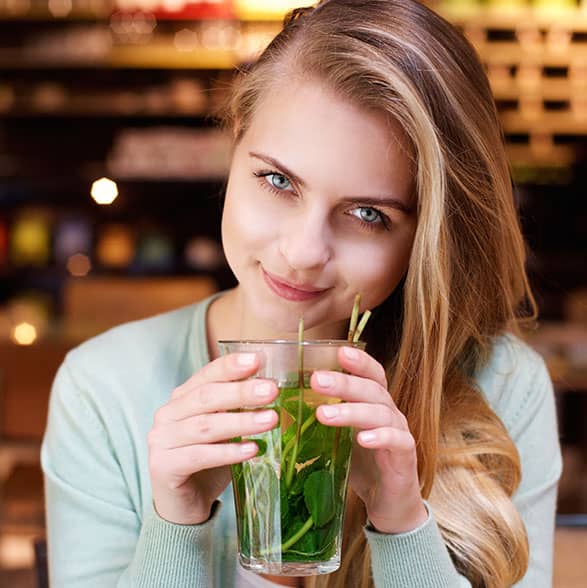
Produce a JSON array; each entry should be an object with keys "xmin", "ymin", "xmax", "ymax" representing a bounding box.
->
[{"xmin": 256, "ymin": 307, "xmax": 303, "ymax": 337}]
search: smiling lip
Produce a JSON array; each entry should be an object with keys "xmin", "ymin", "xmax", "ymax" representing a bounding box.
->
[{"xmin": 262, "ymin": 269, "xmax": 330, "ymax": 302}]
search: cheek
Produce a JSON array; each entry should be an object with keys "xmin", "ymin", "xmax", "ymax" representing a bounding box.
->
[
  {"xmin": 341, "ymin": 235, "xmax": 413, "ymax": 302},
  {"xmin": 221, "ymin": 185, "xmax": 279, "ymax": 256}
]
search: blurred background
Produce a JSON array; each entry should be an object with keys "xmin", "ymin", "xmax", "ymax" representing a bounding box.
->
[{"xmin": 0, "ymin": 0, "xmax": 585, "ymax": 586}]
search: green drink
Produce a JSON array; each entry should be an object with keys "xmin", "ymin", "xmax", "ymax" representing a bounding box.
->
[{"xmin": 218, "ymin": 340, "xmax": 364, "ymax": 576}]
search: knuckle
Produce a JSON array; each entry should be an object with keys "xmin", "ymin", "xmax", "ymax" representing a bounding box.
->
[
  {"xmin": 153, "ymin": 405, "xmax": 169, "ymax": 425},
  {"xmin": 243, "ymin": 379, "xmax": 263, "ymax": 407},
  {"xmin": 146, "ymin": 429, "xmax": 160, "ymax": 449},
  {"xmin": 188, "ymin": 451, "xmax": 206, "ymax": 474},
  {"xmin": 148, "ymin": 455, "xmax": 166, "ymax": 479},
  {"xmin": 396, "ymin": 411, "xmax": 409, "ymax": 430},
  {"xmin": 197, "ymin": 361, "xmax": 214, "ymax": 382},
  {"xmin": 170, "ymin": 385, "xmax": 183, "ymax": 400},
  {"xmin": 400, "ymin": 431, "xmax": 416, "ymax": 453},
  {"xmin": 197, "ymin": 384, "xmax": 214, "ymax": 411},
  {"xmin": 376, "ymin": 364, "xmax": 388, "ymax": 388},
  {"xmin": 166, "ymin": 478, "xmax": 182, "ymax": 491},
  {"xmin": 382, "ymin": 405, "xmax": 395, "ymax": 424},
  {"xmin": 194, "ymin": 414, "xmax": 213, "ymax": 439}
]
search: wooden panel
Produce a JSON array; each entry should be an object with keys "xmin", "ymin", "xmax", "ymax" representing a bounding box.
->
[
  {"xmin": 62, "ymin": 275, "xmax": 217, "ymax": 340},
  {"xmin": 0, "ymin": 341, "xmax": 72, "ymax": 440},
  {"xmin": 1, "ymin": 276, "xmax": 218, "ymax": 439},
  {"xmin": 554, "ymin": 528, "xmax": 587, "ymax": 588}
]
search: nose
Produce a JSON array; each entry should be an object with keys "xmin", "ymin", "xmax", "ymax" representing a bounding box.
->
[{"xmin": 278, "ymin": 209, "xmax": 332, "ymax": 271}]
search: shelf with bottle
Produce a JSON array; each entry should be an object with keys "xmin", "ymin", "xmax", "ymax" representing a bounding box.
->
[
  {"xmin": 437, "ymin": 0, "xmax": 587, "ymax": 30},
  {"xmin": 0, "ymin": 193, "xmax": 235, "ymax": 344},
  {"xmin": 0, "ymin": 12, "xmax": 280, "ymax": 70},
  {"xmin": 0, "ymin": 107, "xmax": 233, "ymax": 182}
]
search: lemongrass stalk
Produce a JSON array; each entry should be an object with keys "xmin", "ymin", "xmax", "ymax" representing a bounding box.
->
[
  {"xmin": 347, "ymin": 294, "xmax": 361, "ymax": 342},
  {"xmin": 353, "ymin": 310, "xmax": 372, "ymax": 342},
  {"xmin": 280, "ymin": 413, "xmax": 316, "ymax": 472},
  {"xmin": 285, "ymin": 318, "xmax": 304, "ymax": 488}
]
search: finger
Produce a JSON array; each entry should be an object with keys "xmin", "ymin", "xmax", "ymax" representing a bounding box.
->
[
  {"xmin": 356, "ymin": 426, "xmax": 416, "ymax": 454},
  {"xmin": 336, "ymin": 346, "xmax": 388, "ymax": 389},
  {"xmin": 159, "ymin": 378, "xmax": 278, "ymax": 422},
  {"xmin": 151, "ymin": 410, "xmax": 279, "ymax": 449},
  {"xmin": 310, "ymin": 370, "xmax": 393, "ymax": 408},
  {"xmin": 152, "ymin": 442, "xmax": 260, "ymax": 478},
  {"xmin": 171, "ymin": 352, "xmax": 262, "ymax": 400},
  {"xmin": 316, "ymin": 402, "xmax": 403, "ymax": 430}
]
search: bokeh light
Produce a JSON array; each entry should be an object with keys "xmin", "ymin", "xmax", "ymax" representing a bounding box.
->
[
  {"xmin": 91, "ymin": 177, "xmax": 119, "ymax": 205},
  {"xmin": 11, "ymin": 322, "xmax": 37, "ymax": 346}
]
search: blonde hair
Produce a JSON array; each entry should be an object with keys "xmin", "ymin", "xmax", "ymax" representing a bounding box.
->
[{"xmin": 225, "ymin": 1, "xmax": 535, "ymax": 586}]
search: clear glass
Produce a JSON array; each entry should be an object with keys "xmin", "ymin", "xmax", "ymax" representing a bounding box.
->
[{"xmin": 217, "ymin": 339, "xmax": 365, "ymax": 577}]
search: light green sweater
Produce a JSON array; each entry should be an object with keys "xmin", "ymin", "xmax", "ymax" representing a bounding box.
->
[{"xmin": 41, "ymin": 294, "xmax": 562, "ymax": 587}]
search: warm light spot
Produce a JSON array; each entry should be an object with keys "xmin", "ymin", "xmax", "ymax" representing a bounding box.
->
[
  {"xmin": 0, "ymin": 534, "xmax": 35, "ymax": 569},
  {"xmin": 67, "ymin": 253, "xmax": 92, "ymax": 277},
  {"xmin": 161, "ymin": 0, "xmax": 186, "ymax": 12},
  {"xmin": 48, "ymin": 0, "xmax": 72, "ymax": 18},
  {"xmin": 11, "ymin": 212, "xmax": 51, "ymax": 266},
  {"xmin": 174, "ymin": 29, "xmax": 198, "ymax": 52},
  {"xmin": 3, "ymin": 0, "xmax": 31, "ymax": 17},
  {"xmin": 91, "ymin": 177, "xmax": 119, "ymax": 205},
  {"xmin": 0, "ymin": 84, "xmax": 15, "ymax": 112},
  {"xmin": 11, "ymin": 322, "xmax": 37, "ymax": 346},
  {"xmin": 234, "ymin": 0, "xmax": 303, "ymax": 19},
  {"xmin": 96, "ymin": 224, "xmax": 135, "ymax": 268}
]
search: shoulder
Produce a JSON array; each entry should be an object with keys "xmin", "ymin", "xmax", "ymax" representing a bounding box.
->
[
  {"xmin": 474, "ymin": 333, "xmax": 553, "ymax": 435},
  {"xmin": 65, "ymin": 302, "xmax": 199, "ymax": 370},
  {"xmin": 53, "ymin": 296, "xmax": 216, "ymax": 420}
]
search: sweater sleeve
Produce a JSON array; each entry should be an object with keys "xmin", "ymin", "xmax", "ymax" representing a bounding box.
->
[
  {"xmin": 365, "ymin": 347, "xmax": 561, "ymax": 588},
  {"xmin": 41, "ymin": 359, "xmax": 218, "ymax": 587},
  {"xmin": 365, "ymin": 504, "xmax": 471, "ymax": 588},
  {"xmin": 509, "ymin": 357, "xmax": 562, "ymax": 587}
]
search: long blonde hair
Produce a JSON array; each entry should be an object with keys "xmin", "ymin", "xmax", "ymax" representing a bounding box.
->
[{"xmin": 224, "ymin": 1, "xmax": 535, "ymax": 586}]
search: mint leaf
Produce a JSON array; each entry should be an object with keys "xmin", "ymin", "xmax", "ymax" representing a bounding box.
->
[{"xmin": 304, "ymin": 470, "xmax": 335, "ymax": 528}]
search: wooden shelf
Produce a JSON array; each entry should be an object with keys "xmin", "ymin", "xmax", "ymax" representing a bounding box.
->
[
  {"xmin": 491, "ymin": 79, "xmax": 585, "ymax": 102},
  {"xmin": 439, "ymin": 5, "xmax": 587, "ymax": 31},
  {"xmin": 500, "ymin": 110, "xmax": 587, "ymax": 134},
  {"xmin": 476, "ymin": 43, "xmax": 587, "ymax": 68},
  {"xmin": 0, "ymin": 46, "xmax": 239, "ymax": 70}
]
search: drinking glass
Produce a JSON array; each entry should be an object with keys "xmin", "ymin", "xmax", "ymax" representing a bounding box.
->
[{"xmin": 218, "ymin": 339, "xmax": 365, "ymax": 576}]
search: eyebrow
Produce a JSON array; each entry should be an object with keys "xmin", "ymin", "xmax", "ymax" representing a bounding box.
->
[
  {"xmin": 249, "ymin": 151, "xmax": 308, "ymax": 189},
  {"xmin": 249, "ymin": 151, "xmax": 412, "ymax": 215}
]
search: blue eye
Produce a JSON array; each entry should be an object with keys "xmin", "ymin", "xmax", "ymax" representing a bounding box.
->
[
  {"xmin": 267, "ymin": 173, "xmax": 291, "ymax": 191},
  {"xmin": 352, "ymin": 207, "xmax": 382, "ymax": 224},
  {"xmin": 348, "ymin": 206, "xmax": 391, "ymax": 232},
  {"xmin": 254, "ymin": 170, "xmax": 294, "ymax": 195}
]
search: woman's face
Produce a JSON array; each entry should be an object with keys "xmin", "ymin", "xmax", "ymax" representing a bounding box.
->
[{"xmin": 221, "ymin": 80, "xmax": 417, "ymax": 338}]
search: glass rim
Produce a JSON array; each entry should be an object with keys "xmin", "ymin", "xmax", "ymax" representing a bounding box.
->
[{"xmin": 218, "ymin": 339, "xmax": 365, "ymax": 347}]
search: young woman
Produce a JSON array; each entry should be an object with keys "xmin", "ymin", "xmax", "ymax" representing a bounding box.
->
[{"xmin": 42, "ymin": 1, "xmax": 562, "ymax": 586}]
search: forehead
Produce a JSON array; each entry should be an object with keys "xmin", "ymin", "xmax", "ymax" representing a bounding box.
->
[{"xmin": 241, "ymin": 80, "xmax": 414, "ymax": 199}]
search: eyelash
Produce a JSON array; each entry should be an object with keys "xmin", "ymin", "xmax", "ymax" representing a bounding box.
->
[{"xmin": 252, "ymin": 170, "xmax": 392, "ymax": 232}]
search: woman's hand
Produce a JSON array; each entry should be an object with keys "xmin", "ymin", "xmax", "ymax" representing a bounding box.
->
[
  {"xmin": 311, "ymin": 346, "xmax": 428, "ymax": 534},
  {"xmin": 148, "ymin": 353, "xmax": 278, "ymax": 525}
]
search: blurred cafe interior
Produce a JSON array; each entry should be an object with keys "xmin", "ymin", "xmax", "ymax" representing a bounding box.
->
[{"xmin": 0, "ymin": 0, "xmax": 586, "ymax": 586}]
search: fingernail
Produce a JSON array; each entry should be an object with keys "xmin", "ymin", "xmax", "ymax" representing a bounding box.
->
[
  {"xmin": 359, "ymin": 431, "xmax": 377, "ymax": 444},
  {"xmin": 321, "ymin": 405, "xmax": 338, "ymax": 419},
  {"xmin": 253, "ymin": 410, "xmax": 275, "ymax": 424},
  {"xmin": 254, "ymin": 382, "xmax": 271, "ymax": 398},
  {"xmin": 237, "ymin": 353, "xmax": 256, "ymax": 366},
  {"xmin": 343, "ymin": 347, "xmax": 359, "ymax": 361},
  {"xmin": 316, "ymin": 372, "xmax": 333, "ymax": 388},
  {"xmin": 240, "ymin": 442, "xmax": 258, "ymax": 455}
]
